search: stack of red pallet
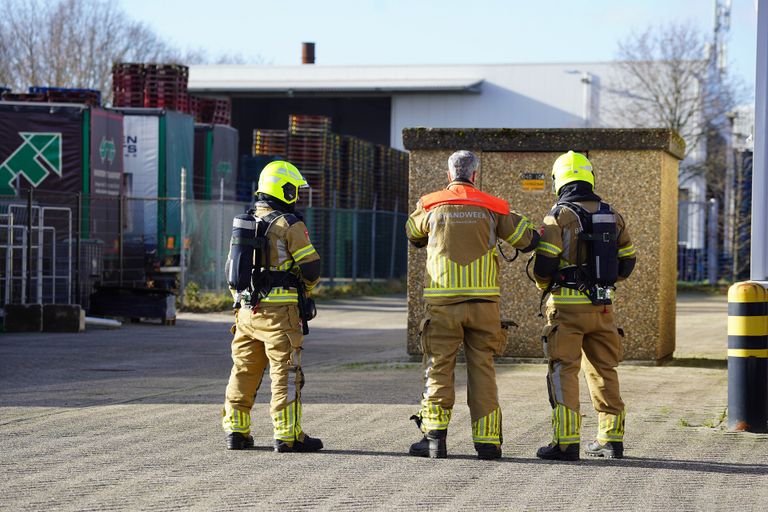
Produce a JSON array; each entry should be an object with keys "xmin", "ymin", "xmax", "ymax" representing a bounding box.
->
[
  {"xmin": 198, "ymin": 97, "xmax": 231, "ymax": 125},
  {"xmin": 253, "ymin": 129, "xmax": 288, "ymax": 156},
  {"xmin": 142, "ymin": 64, "xmax": 188, "ymax": 111},
  {"xmin": 287, "ymin": 115, "xmax": 332, "ymax": 207},
  {"xmin": 112, "ymin": 63, "xmax": 146, "ymax": 107},
  {"xmin": 112, "ymin": 62, "xmax": 232, "ymax": 124}
]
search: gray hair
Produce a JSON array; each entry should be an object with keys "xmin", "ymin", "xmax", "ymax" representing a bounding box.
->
[{"xmin": 448, "ymin": 150, "xmax": 478, "ymax": 181}]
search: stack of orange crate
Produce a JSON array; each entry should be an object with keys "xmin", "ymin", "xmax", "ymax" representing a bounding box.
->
[
  {"xmin": 288, "ymin": 115, "xmax": 331, "ymax": 207},
  {"xmin": 253, "ymin": 129, "xmax": 288, "ymax": 156},
  {"xmin": 374, "ymin": 145, "xmax": 390, "ymax": 210},
  {"xmin": 341, "ymin": 136, "xmax": 375, "ymax": 209},
  {"xmin": 324, "ymin": 133, "xmax": 342, "ymax": 207},
  {"xmin": 392, "ymin": 148, "xmax": 409, "ymax": 212}
]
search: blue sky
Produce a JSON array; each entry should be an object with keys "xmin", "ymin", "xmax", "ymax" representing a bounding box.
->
[{"xmin": 122, "ymin": 0, "xmax": 759, "ymax": 98}]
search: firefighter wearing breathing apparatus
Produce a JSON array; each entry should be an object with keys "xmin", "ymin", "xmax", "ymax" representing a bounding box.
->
[
  {"xmin": 533, "ymin": 151, "xmax": 636, "ymax": 461},
  {"xmin": 405, "ymin": 150, "xmax": 540, "ymax": 460},
  {"xmin": 221, "ymin": 160, "xmax": 323, "ymax": 452}
]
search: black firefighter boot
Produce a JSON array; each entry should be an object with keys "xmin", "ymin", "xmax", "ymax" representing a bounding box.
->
[
  {"xmin": 409, "ymin": 429, "xmax": 448, "ymax": 458},
  {"xmin": 585, "ymin": 441, "xmax": 624, "ymax": 459},
  {"xmin": 536, "ymin": 442, "xmax": 580, "ymax": 461},
  {"xmin": 226, "ymin": 432, "xmax": 254, "ymax": 450},
  {"xmin": 474, "ymin": 443, "xmax": 502, "ymax": 460},
  {"xmin": 274, "ymin": 433, "xmax": 324, "ymax": 453}
]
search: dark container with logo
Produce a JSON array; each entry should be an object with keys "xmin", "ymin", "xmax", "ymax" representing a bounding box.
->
[
  {"xmin": 193, "ymin": 124, "xmax": 239, "ymax": 201},
  {"xmin": 0, "ymin": 103, "xmax": 123, "ymax": 223},
  {"xmin": 0, "ymin": 102, "xmax": 87, "ymax": 197},
  {"xmin": 0, "ymin": 102, "xmax": 125, "ymax": 306}
]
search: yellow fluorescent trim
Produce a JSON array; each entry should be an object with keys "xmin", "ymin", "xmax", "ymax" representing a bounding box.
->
[
  {"xmin": 536, "ymin": 242, "xmax": 561, "ymax": 256},
  {"xmin": 727, "ymin": 316, "xmax": 768, "ymax": 336},
  {"xmin": 728, "ymin": 349, "xmax": 768, "ymax": 358}
]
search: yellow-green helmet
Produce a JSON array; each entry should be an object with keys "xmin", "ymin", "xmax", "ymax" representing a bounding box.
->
[
  {"xmin": 256, "ymin": 160, "xmax": 308, "ymax": 204},
  {"xmin": 551, "ymin": 150, "xmax": 595, "ymax": 195}
]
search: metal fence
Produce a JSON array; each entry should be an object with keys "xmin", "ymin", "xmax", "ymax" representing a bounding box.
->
[
  {"xmin": 678, "ymin": 199, "xmax": 719, "ymax": 283},
  {"xmin": 1, "ymin": 191, "xmax": 408, "ymax": 310}
]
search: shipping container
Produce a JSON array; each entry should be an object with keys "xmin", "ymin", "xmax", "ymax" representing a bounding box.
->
[
  {"xmin": 193, "ymin": 124, "xmax": 239, "ymax": 200},
  {"xmin": 0, "ymin": 102, "xmax": 124, "ymax": 234},
  {"xmin": 112, "ymin": 107, "xmax": 194, "ymax": 265},
  {"xmin": 0, "ymin": 102, "xmax": 125, "ymax": 306}
]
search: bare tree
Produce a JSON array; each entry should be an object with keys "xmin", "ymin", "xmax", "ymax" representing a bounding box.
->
[
  {"xmin": 0, "ymin": 0, "xmax": 263, "ymax": 102},
  {"xmin": 606, "ymin": 22, "xmax": 742, "ymax": 165}
]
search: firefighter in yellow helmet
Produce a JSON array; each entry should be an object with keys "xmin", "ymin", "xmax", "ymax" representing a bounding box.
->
[
  {"xmin": 221, "ymin": 160, "xmax": 323, "ymax": 452},
  {"xmin": 405, "ymin": 150, "xmax": 539, "ymax": 459},
  {"xmin": 533, "ymin": 151, "xmax": 636, "ymax": 461}
]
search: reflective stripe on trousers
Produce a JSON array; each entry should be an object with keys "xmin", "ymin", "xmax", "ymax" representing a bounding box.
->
[
  {"xmin": 472, "ymin": 407, "xmax": 502, "ymax": 444},
  {"xmin": 273, "ymin": 400, "xmax": 303, "ymax": 441},
  {"xmin": 552, "ymin": 403, "xmax": 581, "ymax": 445},
  {"xmin": 418, "ymin": 402, "xmax": 453, "ymax": 431},
  {"xmin": 598, "ymin": 409, "xmax": 626, "ymax": 443},
  {"xmin": 222, "ymin": 407, "xmax": 251, "ymax": 434}
]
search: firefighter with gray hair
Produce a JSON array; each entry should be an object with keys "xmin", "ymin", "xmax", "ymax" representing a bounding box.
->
[
  {"xmin": 405, "ymin": 150, "xmax": 539, "ymax": 459},
  {"xmin": 533, "ymin": 150, "xmax": 636, "ymax": 461}
]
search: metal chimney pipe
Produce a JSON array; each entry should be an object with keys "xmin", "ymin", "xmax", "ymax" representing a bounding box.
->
[{"xmin": 302, "ymin": 42, "xmax": 315, "ymax": 64}]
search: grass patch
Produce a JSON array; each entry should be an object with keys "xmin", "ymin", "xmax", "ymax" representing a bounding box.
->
[
  {"xmin": 311, "ymin": 278, "xmax": 406, "ymax": 301},
  {"xmin": 677, "ymin": 281, "xmax": 729, "ymax": 295},
  {"xmin": 679, "ymin": 408, "xmax": 727, "ymax": 429},
  {"xmin": 666, "ymin": 357, "xmax": 727, "ymax": 369},
  {"xmin": 178, "ymin": 282, "xmax": 233, "ymax": 313},
  {"xmin": 178, "ymin": 278, "xmax": 407, "ymax": 313}
]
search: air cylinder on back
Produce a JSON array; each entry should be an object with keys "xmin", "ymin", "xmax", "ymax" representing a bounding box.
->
[
  {"xmin": 226, "ymin": 213, "xmax": 257, "ymax": 305},
  {"xmin": 589, "ymin": 205, "xmax": 619, "ymax": 286}
]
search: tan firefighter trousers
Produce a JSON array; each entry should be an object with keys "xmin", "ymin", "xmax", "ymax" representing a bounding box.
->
[
  {"xmin": 418, "ymin": 301, "xmax": 506, "ymax": 444},
  {"xmin": 543, "ymin": 303, "xmax": 626, "ymax": 444},
  {"xmin": 222, "ymin": 304, "xmax": 305, "ymax": 441}
]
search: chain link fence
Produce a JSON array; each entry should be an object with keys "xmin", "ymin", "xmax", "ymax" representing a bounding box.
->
[{"xmin": 1, "ymin": 191, "xmax": 408, "ymax": 311}]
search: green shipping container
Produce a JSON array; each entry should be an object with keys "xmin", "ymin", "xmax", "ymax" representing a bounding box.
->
[{"xmin": 116, "ymin": 108, "xmax": 194, "ymax": 261}]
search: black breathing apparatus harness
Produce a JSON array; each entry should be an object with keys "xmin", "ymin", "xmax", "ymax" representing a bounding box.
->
[{"xmin": 534, "ymin": 200, "xmax": 620, "ymax": 314}]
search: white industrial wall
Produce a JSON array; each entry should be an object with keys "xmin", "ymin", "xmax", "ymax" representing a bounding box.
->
[{"xmin": 390, "ymin": 62, "xmax": 619, "ymax": 150}]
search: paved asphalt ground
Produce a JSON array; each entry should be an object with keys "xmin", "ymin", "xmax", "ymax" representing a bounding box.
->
[{"xmin": 1, "ymin": 292, "xmax": 767, "ymax": 511}]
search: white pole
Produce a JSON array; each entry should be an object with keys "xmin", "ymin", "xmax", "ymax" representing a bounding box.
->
[
  {"xmin": 5, "ymin": 212, "xmax": 12, "ymax": 303},
  {"xmin": 216, "ymin": 177, "xmax": 224, "ymax": 289},
  {"xmin": 180, "ymin": 167, "xmax": 187, "ymax": 304},
  {"xmin": 751, "ymin": 0, "xmax": 768, "ymax": 280},
  {"xmin": 37, "ymin": 208, "xmax": 43, "ymax": 302},
  {"xmin": 581, "ymin": 72, "xmax": 592, "ymax": 128}
]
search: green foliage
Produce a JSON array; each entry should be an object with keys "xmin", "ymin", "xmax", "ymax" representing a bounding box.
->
[
  {"xmin": 678, "ymin": 408, "xmax": 727, "ymax": 429},
  {"xmin": 311, "ymin": 279, "xmax": 406, "ymax": 301},
  {"xmin": 178, "ymin": 282, "xmax": 233, "ymax": 313},
  {"xmin": 676, "ymin": 281, "xmax": 729, "ymax": 295},
  {"xmin": 178, "ymin": 278, "xmax": 406, "ymax": 313}
]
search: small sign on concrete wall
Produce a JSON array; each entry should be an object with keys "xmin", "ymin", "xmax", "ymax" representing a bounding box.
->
[{"xmin": 521, "ymin": 173, "xmax": 546, "ymax": 192}]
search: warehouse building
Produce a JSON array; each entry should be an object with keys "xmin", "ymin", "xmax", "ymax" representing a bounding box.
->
[{"xmin": 188, "ymin": 57, "xmax": 709, "ymax": 226}]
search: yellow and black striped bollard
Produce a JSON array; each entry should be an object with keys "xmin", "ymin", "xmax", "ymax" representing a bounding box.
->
[{"xmin": 727, "ymin": 281, "xmax": 768, "ymax": 432}]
